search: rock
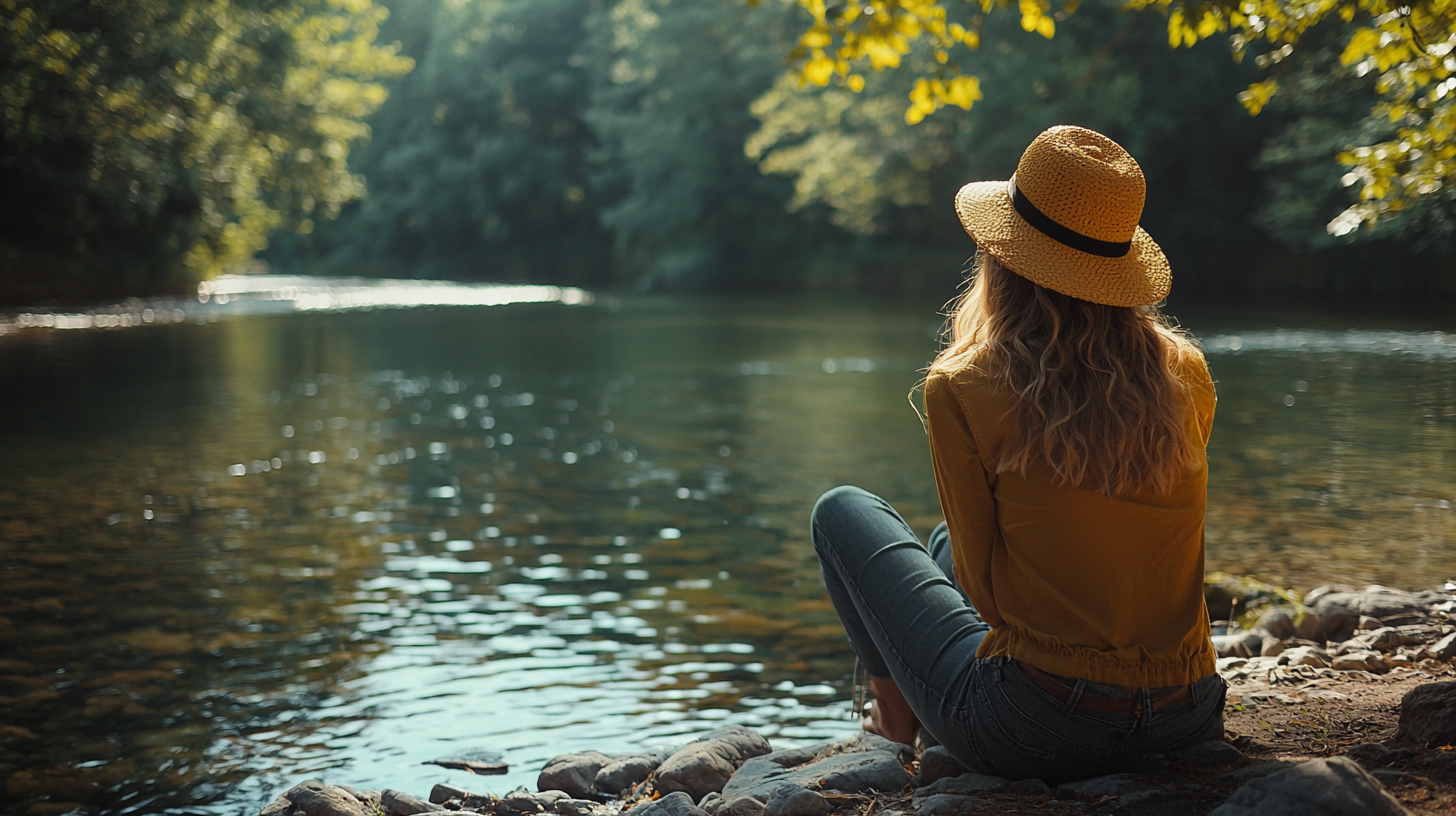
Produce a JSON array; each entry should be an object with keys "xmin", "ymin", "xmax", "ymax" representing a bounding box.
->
[
  {"xmin": 1303, "ymin": 586, "xmax": 1445, "ymax": 642},
  {"xmin": 1117, "ymin": 790, "xmax": 1170, "ymax": 807},
  {"xmin": 462, "ymin": 792, "xmax": 498, "ymax": 811},
  {"xmin": 1430, "ymin": 633, "xmax": 1456, "ymax": 660},
  {"xmin": 261, "ymin": 788, "xmax": 300, "ymax": 816},
  {"xmin": 1218, "ymin": 761, "xmax": 1298, "ymax": 783},
  {"xmin": 539, "ymin": 751, "xmax": 614, "ymax": 800},
  {"xmin": 429, "ymin": 784, "xmax": 469, "ymax": 806},
  {"xmin": 721, "ymin": 732, "xmax": 911, "ymax": 814},
  {"xmin": 1005, "ymin": 778, "xmax": 1051, "ymax": 795},
  {"xmin": 761, "ymin": 785, "xmax": 832, "ymax": 816},
  {"xmin": 1279, "ymin": 645, "xmax": 1330, "ymax": 668},
  {"xmin": 1214, "ymin": 631, "xmax": 1266, "ymax": 659},
  {"xmin": 1261, "ymin": 638, "xmax": 1288, "ymax": 658},
  {"xmin": 259, "ymin": 782, "xmax": 372, "ymax": 816},
  {"xmin": 1204, "ymin": 573, "xmax": 1294, "ymax": 621},
  {"xmin": 1304, "ymin": 584, "xmax": 1357, "ymax": 607},
  {"xmin": 1171, "ymin": 740, "xmax": 1246, "ymax": 767},
  {"xmin": 381, "ymin": 790, "xmax": 435, "ymax": 816},
  {"xmin": 500, "ymin": 786, "xmax": 547, "ymax": 813},
  {"xmin": 553, "ymin": 799, "xmax": 598, "ymax": 816},
  {"xmin": 912, "ymin": 772, "xmax": 1011, "ymax": 799},
  {"xmin": 1345, "ymin": 743, "xmax": 1393, "ymax": 765},
  {"xmin": 916, "ymin": 746, "xmax": 969, "ymax": 786},
  {"xmin": 424, "ymin": 747, "xmax": 509, "ymax": 774},
  {"xmin": 594, "ymin": 752, "xmax": 671, "ymax": 795},
  {"xmin": 913, "ymin": 794, "xmax": 989, "ymax": 816},
  {"xmin": 1254, "ymin": 608, "xmax": 1299, "ymax": 640},
  {"xmin": 1208, "ymin": 756, "xmax": 1407, "ymax": 815},
  {"xmin": 1332, "ymin": 650, "xmax": 1391, "ymax": 673},
  {"xmin": 1057, "ymin": 774, "xmax": 1144, "ymax": 797},
  {"xmin": 656, "ymin": 726, "xmax": 773, "ymax": 801},
  {"xmin": 1397, "ymin": 682, "xmax": 1456, "ymax": 746},
  {"xmin": 633, "ymin": 791, "xmax": 710, "ymax": 816},
  {"xmin": 1359, "ymin": 616, "xmax": 1385, "ymax": 631}
]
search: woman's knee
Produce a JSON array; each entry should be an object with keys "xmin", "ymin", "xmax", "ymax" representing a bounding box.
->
[{"xmin": 811, "ymin": 485, "xmax": 872, "ymax": 536}]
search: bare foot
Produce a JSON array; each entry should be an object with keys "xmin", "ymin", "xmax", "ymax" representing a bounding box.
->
[{"xmin": 862, "ymin": 677, "xmax": 921, "ymax": 746}]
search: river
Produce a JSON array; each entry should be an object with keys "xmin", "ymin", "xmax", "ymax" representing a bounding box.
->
[{"xmin": 0, "ymin": 280, "xmax": 1452, "ymax": 814}]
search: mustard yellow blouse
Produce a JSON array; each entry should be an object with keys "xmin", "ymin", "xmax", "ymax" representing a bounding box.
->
[{"xmin": 924, "ymin": 345, "xmax": 1218, "ymax": 688}]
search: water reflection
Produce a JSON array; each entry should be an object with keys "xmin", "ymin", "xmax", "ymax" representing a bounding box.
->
[{"xmin": 0, "ymin": 295, "xmax": 1452, "ymax": 815}]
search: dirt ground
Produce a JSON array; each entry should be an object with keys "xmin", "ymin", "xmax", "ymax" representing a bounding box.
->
[{"xmin": 851, "ymin": 666, "xmax": 1456, "ymax": 815}]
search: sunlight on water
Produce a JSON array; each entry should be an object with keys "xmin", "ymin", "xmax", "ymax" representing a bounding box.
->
[
  {"xmin": 0, "ymin": 276, "xmax": 593, "ymax": 336},
  {"xmin": 0, "ymin": 294, "xmax": 1451, "ymax": 815},
  {"xmin": 1203, "ymin": 329, "xmax": 1456, "ymax": 359}
]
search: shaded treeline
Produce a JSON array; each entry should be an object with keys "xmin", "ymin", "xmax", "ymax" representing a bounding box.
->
[
  {"xmin": 245, "ymin": 0, "xmax": 1456, "ymax": 297},
  {"xmin": 4, "ymin": 0, "xmax": 1455, "ymax": 303}
]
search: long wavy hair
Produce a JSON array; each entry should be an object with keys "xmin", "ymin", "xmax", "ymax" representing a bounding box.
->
[{"xmin": 928, "ymin": 253, "xmax": 1201, "ymax": 496}]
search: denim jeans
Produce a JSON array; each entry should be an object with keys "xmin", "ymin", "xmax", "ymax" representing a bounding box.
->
[{"xmin": 810, "ymin": 485, "xmax": 1226, "ymax": 783}]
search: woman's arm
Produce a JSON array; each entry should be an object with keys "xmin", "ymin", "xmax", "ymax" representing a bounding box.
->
[{"xmin": 924, "ymin": 372, "xmax": 1002, "ymax": 627}]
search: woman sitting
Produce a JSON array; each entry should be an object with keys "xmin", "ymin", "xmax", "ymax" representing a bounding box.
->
[{"xmin": 810, "ymin": 125, "xmax": 1225, "ymax": 782}]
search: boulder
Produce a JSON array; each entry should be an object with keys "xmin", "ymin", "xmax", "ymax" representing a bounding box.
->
[
  {"xmin": 1303, "ymin": 587, "xmax": 1445, "ymax": 642},
  {"xmin": 1171, "ymin": 740, "xmax": 1246, "ymax": 767},
  {"xmin": 1396, "ymin": 682, "xmax": 1456, "ymax": 746},
  {"xmin": 1332, "ymin": 650, "xmax": 1391, "ymax": 673},
  {"xmin": 428, "ymin": 784, "xmax": 468, "ymax": 806},
  {"xmin": 1208, "ymin": 756, "xmax": 1407, "ymax": 815},
  {"xmin": 761, "ymin": 785, "xmax": 832, "ymax": 816},
  {"xmin": 911, "ymin": 772, "xmax": 1011, "ymax": 800},
  {"xmin": 1005, "ymin": 778, "xmax": 1051, "ymax": 795},
  {"xmin": 595, "ymin": 751, "xmax": 671, "ymax": 795},
  {"xmin": 263, "ymin": 781, "xmax": 371, "ymax": 816},
  {"xmin": 1057, "ymin": 774, "xmax": 1145, "ymax": 797},
  {"xmin": 656, "ymin": 726, "xmax": 773, "ymax": 802},
  {"xmin": 1430, "ymin": 633, "xmax": 1456, "ymax": 660},
  {"xmin": 1279, "ymin": 646, "xmax": 1330, "ymax": 668},
  {"xmin": 1253, "ymin": 608, "xmax": 1299, "ymax": 640},
  {"xmin": 632, "ymin": 791, "xmax": 710, "ymax": 816},
  {"xmin": 539, "ymin": 751, "xmax": 615, "ymax": 799},
  {"xmin": 913, "ymin": 795, "xmax": 989, "ymax": 816},
  {"xmin": 915, "ymin": 746, "xmax": 969, "ymax": 786},
  {"xmin": 500, "ymin": 786, "xmax": 547, "ymax": 813},
  {"xmin": 381, "ymin": 789, "xmax": 435, "ymax": 816},
  {"xmin": 1214, "ymin": 631, "xmax": 1267, "ymax": 659},
  {"xmin": 712, "ymin": 733, "xmax": 911, "ymax": 816}
]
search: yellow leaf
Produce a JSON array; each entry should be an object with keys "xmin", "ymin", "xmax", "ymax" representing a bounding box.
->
[
  {"xmin": 1036, "ymin": 15, "xmax": 1055, "ymax": 38},
  {"xmin": 800, "ymin": 29, "xmax": 833, "ymax": 48},
  {"xmin": 803, "ymin": 55, "xmax": 835, "ymax": 86}
]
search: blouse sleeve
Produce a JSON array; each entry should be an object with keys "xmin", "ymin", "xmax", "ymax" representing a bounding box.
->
[{"xmin": 924, "ymin": 372, "xmax": 1002, "ymax": 627}]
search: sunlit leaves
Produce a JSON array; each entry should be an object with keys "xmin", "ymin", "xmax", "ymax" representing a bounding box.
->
[
  {"xmin": 0, "ymin": 0, "xmax": 411, "ymax": 288},
  {"xmin": 779, "ymin": 0, "xmax": 1064, "ymax": 121},
  {"xmin": 772, "ymin": 0, "xmax": 1456, "ymax": 237}
]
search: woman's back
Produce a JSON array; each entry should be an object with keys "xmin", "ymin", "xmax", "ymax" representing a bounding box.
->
[{"xmin": 924, "ymin": 342, "xmax": 1217, "ymax": 687}]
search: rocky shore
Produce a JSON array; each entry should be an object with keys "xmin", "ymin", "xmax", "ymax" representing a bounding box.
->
[{"xmin": 261, "ymin": 583, "xmax": 1456, "ymax": 816}]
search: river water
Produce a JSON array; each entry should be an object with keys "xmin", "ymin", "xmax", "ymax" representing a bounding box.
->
[{"xmin": 0, "ymin": 282, "xmax": 1452, "ymax": 814}]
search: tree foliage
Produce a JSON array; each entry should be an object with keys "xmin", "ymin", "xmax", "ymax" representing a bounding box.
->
[
  {"xmin": 0, "ymin": 0, "xmax": 410, "ymax": 300},
  {"xmin": 777, "ymin": 0, "xmax": 1456, "ymax": 236}
]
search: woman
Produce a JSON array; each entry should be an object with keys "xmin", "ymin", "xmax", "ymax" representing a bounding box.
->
[{"xmin": 810, "ymin": 125, "xmax": 1224, "ymax": 783}]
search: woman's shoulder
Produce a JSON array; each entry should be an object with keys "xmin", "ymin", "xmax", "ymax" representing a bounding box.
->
[{"xmin": 927, "ymin": 344, "xmax": 1002, "ymax": 390}]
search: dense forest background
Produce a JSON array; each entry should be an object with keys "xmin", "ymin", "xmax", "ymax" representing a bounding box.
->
[{"xmin": 5, "ymin": 0, "xmax": 1456, "ymax": 304}]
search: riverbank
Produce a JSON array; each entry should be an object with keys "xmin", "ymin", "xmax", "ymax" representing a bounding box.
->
[{"xmin": 258, "ymin": 582, "xmax": 1456, "ymax": 816}]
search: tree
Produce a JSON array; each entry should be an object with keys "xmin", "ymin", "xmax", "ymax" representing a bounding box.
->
[
  {"xmin": 0, "ymin": 0, "xmax": 410, "ymax": 301},
  {"xmin": 772, "ymin": 0, "xmax": 1456, "ymax": 238}
]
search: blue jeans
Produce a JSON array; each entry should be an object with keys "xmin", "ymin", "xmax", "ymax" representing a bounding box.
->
[{"xmin": 811, "ymin": 486, "xmax": 1226, "ymax": 783}]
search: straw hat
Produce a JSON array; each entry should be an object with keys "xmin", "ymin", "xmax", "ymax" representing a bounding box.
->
[{"xmin": 954, "ymin": 125, "xmax": 1170, "ymax": 307}]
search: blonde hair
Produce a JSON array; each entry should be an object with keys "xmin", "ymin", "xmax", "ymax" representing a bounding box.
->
[{"xmin": 928, "ymin": 253, "xmax": 1201, "ymax": 496}]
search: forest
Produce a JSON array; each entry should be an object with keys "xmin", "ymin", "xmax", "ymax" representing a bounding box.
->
[{"xmin": 4, "ymin": 0, "xmax": 1456, "ymax": 303}]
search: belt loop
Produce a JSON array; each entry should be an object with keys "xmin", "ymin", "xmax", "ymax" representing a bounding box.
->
[
  {"xmin": 1058, "ymin": 678, "xmax": 1086, "ymax": 716},
  {"xmin": 1140, "ymin": 688, "xmax": 1154, "ymax": 731}
]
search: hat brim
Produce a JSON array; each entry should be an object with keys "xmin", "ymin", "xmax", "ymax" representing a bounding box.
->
[{"xmin": 954, "ymin": 181, "xmax": 1170, "ymax": 307}]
